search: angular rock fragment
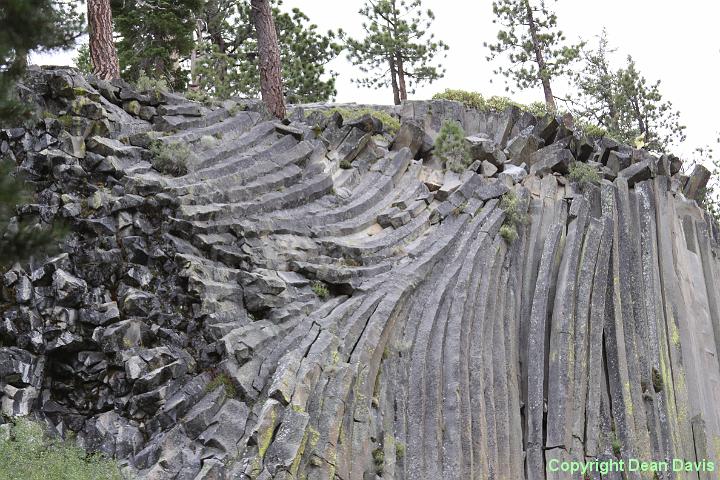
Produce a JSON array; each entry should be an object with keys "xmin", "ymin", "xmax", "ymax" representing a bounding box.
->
[
  {"xmin": 529, "ymin": 146, "xmax": 574, "ymax": 176},
  {"xmin": 391, "ymin": 121, "xmax": 425, "ymax": 157},
  {"xmin": 683, "ymin": 163, "xmax": 711, "ymax": 201},
  {"xmin": 606, "ymin": 150, "xmax": 631, "ymax": 174},
  {"xmin": 618, "ymin": 159, "xmax": 654, "ymax": 186}
]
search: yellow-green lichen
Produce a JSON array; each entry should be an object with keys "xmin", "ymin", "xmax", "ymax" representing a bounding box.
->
[
  {"xmin": 257, "ymin": 408, "xmax": 278, "ymax": 458},
  {"xmin": 670, "ymin": 322, "xmax": 681, "ymax": 346}
]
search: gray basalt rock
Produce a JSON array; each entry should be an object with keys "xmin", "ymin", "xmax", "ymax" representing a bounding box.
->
[
  {"xmin": 528, "ymin": 145, "xmax": 574, "ymax": 176},
  {"xmin": 52, "ymin": 269, "xmax": 88, "ymax": 307},
  {"xmin": 606, "ymin": 150, "xmax": 632, "ymax": 174},
  {"xmin": 618, "ymin": 159, "xmax": 655, "ymax": 186},
  {"xmin": 3, "ymin": 69, "xmax": 720, "ymax": 480},
  {"xmin": 505, "ymin": 127, "xmax": 543, "ymax": 165},
  {"xmin": 498, "ymin": 164, "xmax": 528, "ymax": 185},
  {"xmin": 683, "ymin": 163, "xmax": 711, "ymax": 201},
  {"xmin": 391, "ymin": 121, "xmax": 425, "ymax": 157}
]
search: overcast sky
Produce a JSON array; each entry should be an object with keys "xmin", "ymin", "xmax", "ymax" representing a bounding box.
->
[{"xmin": 33, "ymin": 0, "xmax": 718, "ymax": 158}]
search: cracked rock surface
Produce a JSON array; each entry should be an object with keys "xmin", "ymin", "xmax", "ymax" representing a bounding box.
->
[{"xmin": 1, "ymin": 68, "xmax": 719, "ymax": 479}]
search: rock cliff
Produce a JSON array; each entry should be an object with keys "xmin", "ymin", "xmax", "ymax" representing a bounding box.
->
[{"xmin": 1, "ymin": 67, "xmax": 719, "ymax": 479}]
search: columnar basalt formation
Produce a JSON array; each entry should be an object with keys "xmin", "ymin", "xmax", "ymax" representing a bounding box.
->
[{"xmin": 1, "ymin": 68, "xmax": 719, "ymax": 479}]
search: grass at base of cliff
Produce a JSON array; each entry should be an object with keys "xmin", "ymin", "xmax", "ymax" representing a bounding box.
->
[{"xmin": 0, "ymin": 418, "xmax": 123, "ymax": 480}]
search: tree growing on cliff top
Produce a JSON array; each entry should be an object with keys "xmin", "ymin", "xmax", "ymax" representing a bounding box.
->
[
  {"xmin": 112, "ymin": 0, "xmax": 203, "ymax": 90},
  {"xmin": 87, "ymin": 0, "xmax": 120, "ymax": 80},
  {"xmin": 0, "ymin": 0, "xmax": 84, "ymax": 125},
  {"xmin": 251, "ymin": 0, "xmax": 285, "ymax": 118},
  {"xmin": 193, "ymin": 0, "xmax": 340, "ymax": 103},
  {"xmin": 485, "ymin": 0, "xmax": 581, "ymax": 112},
  {"xmin": 342, "ymin": 0, "xmax": 449, "ymax": 105},
  {"xmin": 572, "ymin": 31, "xmax": 685, "ymax": 153}
]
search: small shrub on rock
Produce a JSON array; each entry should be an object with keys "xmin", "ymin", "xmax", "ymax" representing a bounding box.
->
[
  {"xmin": 499, "ymin": 224, "xmax": 518, "ymax": 242},
  {"xmin": 499, "ymin": 191, "xmax": 528, "ymax": 243},
  {"xmin": 0, "ymin": 418, "xmax": 123, "ymax": 480},
  {"xmin": 435, "ymin": 120, "xmax": 471, "ymax": 173},
  {"xmin": 136, "ymin": 70, "xmax": 169, "ymax": 94},
  {"xmin": 311, "ymin": 281, "xmax": 329, "ymax": 299},
  {"xmin": 199, "ymin": 135, "xmax": 219, "ymax": 150},
  {"xmin": 150, "ymin": 141, "xmax": 192, "ymax": 176},
  {"xmin": 432, "ymin": 89, "xmax": 486, "ymax": 110},
  {"xmin": 568, "ymin": 162, "xmax": 601, "ymax": 188},
  {"xmin": 433, "ymin": 89, "xmax": 551, "ymax": 117}
]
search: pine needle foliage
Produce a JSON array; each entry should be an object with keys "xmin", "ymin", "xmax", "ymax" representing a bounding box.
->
[{"xmin": 434, "ymin": 120, "xmax": 471, "ymax": 173}]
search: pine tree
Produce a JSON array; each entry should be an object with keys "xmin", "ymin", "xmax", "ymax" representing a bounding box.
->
[
  {"xmin": 573, "ymin": 32, "xmax": 685, "ymax": 153},
  {"xmin": 0, "ymin": 0, "xmax": 84, "ymax": 125},
  {"xmin": 193, "ymin": 0, "xmax": 340, "ymax": 103},
  {"xmin": 251, "ymin": 0, "xmax": 285, "ymax": 118},
  {"xmin": 342, "ymin": 0, "xmax": 449, "ymax": 105},
  {"xmin": 112, "ymin": 0, "xmax": 203, "ymax": 90},
  {"xmin": 88, "ymin": 0, "xmax": 120, "ymax": 80},
  {"xmin": 485, "ymin": 0, "xmax": 581, "ymax": 111}
]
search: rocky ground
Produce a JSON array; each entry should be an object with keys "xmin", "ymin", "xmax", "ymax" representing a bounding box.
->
[{"xmin": 1, "ymin": 67, "xmax": 719, "ymax": 479}]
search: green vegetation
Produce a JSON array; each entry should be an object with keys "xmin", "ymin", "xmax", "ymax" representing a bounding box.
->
[
  {"xmin": 499, "ymin": 224, "xmax": 518, "ymax": 243},
  {"xmin": 311, "ymin": 281, "xmax": 329, "ymax": 299},
  {"xmin": 311, "ymin": 107, "xmax": 401, "ymax": 136},
  {"xmin": 611, "ymin": 434, "xmax": 622, "ymax": 457},
  {"xmin": 568, "ymin": 162, "xmax": 601, "ymax": 188},
  {"xmin": 434, "ymin": 120, "xmax": 471, "ymax": 173},
  {"xmin": 372, "ymin": 447, "xmax": 385, "ymax": 474},
  {"xmin": 0, "ymin": 418, "xmax": 123, "ymax": 480},
  {"xmin": 194, "ymin": 1, "xmax": 341, "ymax": 102},
  {"xmin": 573, "ymin": 31, "xmax": 685, "ymax": 153},
  {"xmin": 433, "ymin": 89, "xmax": 548, "ymax": 117},
  {"xmin": 206, "ymin": 372, "xmax": 237, "ymax": 398},
  {"xmin": 73, "ymin": 43, "xmax": 92, "ymax": 75},
  {"xmin": 0, "ymin": 161, "xmax": 67, "ymax": 269},
  {"xmin": 184, "ymin": 90, "xmax": 214, "ymax": 105},
  {"xmin": 486, "ymin": 0, "xmax": 582, "ymax": 111},
  {"xmin": 199, "ymin": 135, "xmax": 219, "ymax": 150},
  {"xmin": 0, "ymin": 0, "xmax": 84, "ymax": 125},
  {"xmin": 342, "ymin": 0, "xmax": 448, "ymax": 105},
  {"xmin": 575, "ymin": 120, "xmax": 609, "ymax": 139},
  {"xmin": 395, "ymin": 441, "xmax": 406, "ymax": 459},
  {"xmin": 135, "ymin": 71, "xmax": 169, "ymax": 95},
  {"xmin": 112, "ymin": 0, "xmax": 202, "ymax": 89},
  {"xmin": 339, "ymin": 159, "xmax": 353, "ymax": 170},
  {"xmin": 499, "ymin": 191, "xmax": 527, "ymax": 244},
  {"xmin": 149, "ymin": 141, "xmax": 192, "ymax": 177},
  {"xmin": 434, "ymin": 89, "xmax": 612, "ymax": 141}
]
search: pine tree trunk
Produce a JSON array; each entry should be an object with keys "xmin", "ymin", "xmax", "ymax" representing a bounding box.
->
[
  {"xmin": 190, "ymin": 21, "xmax": 203, "ymax": 87},
  {"xmin": 251, "ymin": 0, "xmax": 285, "ymax": 119},
  {"xmin": 389, "ymin": 56, "xmax": 401, "ymax": 105},
  {"xmin": 87, "ymin": 0, "xmax": 120, "ymax": 80},
  {"xmin": 524, "ymin": 0, "xmax": 556, "ymax": 112},
  {"xmin": 396, "ymin": 54, "xmax": 408, "ymax": 102}
]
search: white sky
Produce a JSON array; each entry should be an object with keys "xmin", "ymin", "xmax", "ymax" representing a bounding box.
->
[{"xmin": 32, "ymin": 0, "xmax": 719, "ymax": 158}]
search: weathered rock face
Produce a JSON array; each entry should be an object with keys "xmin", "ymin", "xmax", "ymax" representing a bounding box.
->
[{"xmin": 1, "ymin": 68, "xmax": 720, "ymax": 480}]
